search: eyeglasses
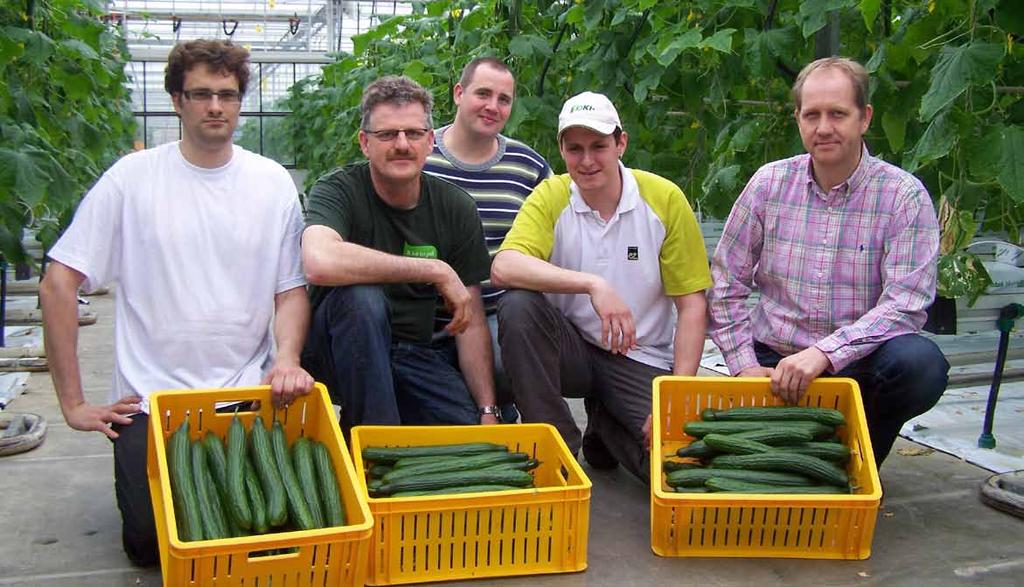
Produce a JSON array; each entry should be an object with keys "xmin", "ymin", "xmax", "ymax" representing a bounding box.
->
[
  {"xmin": 363, "ymin": 128, "xmax": 431, "ymax": 142},
  {"xmin": 182, "ymin": 89, "xmax": 242, "ymax": 104}
]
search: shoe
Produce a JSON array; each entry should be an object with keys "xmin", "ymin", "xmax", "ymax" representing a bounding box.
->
[{"xmin": 582, "ymin": 433, "xmax": 619, "ymax": 470}]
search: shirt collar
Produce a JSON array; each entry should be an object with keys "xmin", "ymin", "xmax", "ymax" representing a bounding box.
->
[
  {"xmin": 569, "ymin": 161, "xmax": 639, "ymax": 217},
  {"xmin": 803, "ymin": 143, "xmax": 873, "ymax": 198}
]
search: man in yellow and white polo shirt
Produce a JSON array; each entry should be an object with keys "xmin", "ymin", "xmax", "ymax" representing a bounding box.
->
[{"xmin": 491, "ymin": 91, "xmax": 710, "ymax": 480}]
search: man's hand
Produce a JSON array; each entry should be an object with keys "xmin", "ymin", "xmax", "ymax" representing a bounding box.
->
[
  {"xmin": 738, "ymin": 365, "xmax": 775, "ymax": 378},
  {"xmin": 642, "ymin": 414, "xmax": 653, "ymax": 450},
  {"xmin": 588, "ymin": 278, "xmax": 636, "ymax": 354},
  {"xmin": 262, "ymin": 358, "xmax": 315, "ymax": 409},
  {"xmin": 434, "ymin": 262, "xmax": 475, "ymax": 335},
  {"xmin": 63, "ymin": 395, "xmax": 141, "ymax": 440},
  {"xmin": 770, "ymin": 347, "xmax": 830, "ymax": 405}
]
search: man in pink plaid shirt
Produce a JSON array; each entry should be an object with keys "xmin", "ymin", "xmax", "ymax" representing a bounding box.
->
[{"xmin": 708, "ymin": 57, "xmax": 949, "ymax": 467}]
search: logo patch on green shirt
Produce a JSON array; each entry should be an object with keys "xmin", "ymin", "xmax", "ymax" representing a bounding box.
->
[{"xmin": 403, "ymin": 242, "xmax": 438, "ymax": 259}]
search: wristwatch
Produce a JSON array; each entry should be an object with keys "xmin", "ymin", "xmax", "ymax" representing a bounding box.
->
[{"xmin": 478, "ymin": 405, "xmax": 501, "ymax": 421}]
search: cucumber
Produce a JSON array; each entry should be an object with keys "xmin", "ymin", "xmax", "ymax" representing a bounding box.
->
[
  {"xmin": 368, "ymin": 464, "xmax": 393, "ymax": 478},
  {"xmin": 225, "ymin": 416, "xmax": 252, "ymax": 530},
  {"xmin": 710, "ymin": 453, "xmax": 849, "ymax": 487},
  {"xmin": 382, "ymin": 451, "xmax": 530, "ymax": 483},
  {"xmin": 476, "ymin": 459, "xmax": 541, "ymax": 472},
  {"xmin": 249, "ymin": 415, "xmax": 287, "ymax": 526},
  {"xmin": 774, "ymin": 442, "xmax": 851, "ymax": 463},
  {"xmin": 271, "ymin": 421, "xmax": 315, "ymax": 531},
  {"xmin": 244, "ymin": 457, "xmax": 269, "ymax": 534},
  {"xmin": 703, "ymin": 434, "xmax": 774, "ymax": 455},
  {"xmin": 391, "ymin": 484, "xmax": 522, "ymax": 497},
  {"xmin": 663, "ymin": 460, "xmax": 704, "ymax": 472},
  {"xmin": 391, "ymin": 455, "xmax": 464, "ymax": 469},
  {"xmin": 675, "ymin": 440, "xmax": 717, "ymax": 459},
  {"xmin": 192, "ymin": 440, "xmax": 228, "ymax": 540},
  {"xmin": 201, "ymin": 432, "xmax": 242, "ymax": 536},
  {"xmin": 372, "ymin": 469, "xmax": 534, "ymax": 496},
  {"xmin": 362, "ymin": 443, "xmax": 509, "ymax": 464},
  {"xmin": 168, "ymin": 419, "xmax": 203, "ymax": 542},
  {"xmin": 292, "ymin": 436, "xmax": 325, "ymax": 528},
  {"xmin": 666, "ymin": 467, "xmax": 817, "ymax": 488},
  {"xmin": 674, "ymin": 486, "xmax": 711, "ymax": 493},
  {"xmin": 313, "ymin": 441, "xmax": 346, "ymax": 527},
  {"xmin": 684, "ymin": 420, "xmax": 834, "ymax": 438},
  {"xmin": 706, "ymin": 406, "xmax": 846, "ymax": 426},
  {"xmin": 732, "ymin": 428, "xmax": 815, "ymax": 445},
  {"xmin": 705, "ymin": 477, "xmax": 850, "ymax": 494}
]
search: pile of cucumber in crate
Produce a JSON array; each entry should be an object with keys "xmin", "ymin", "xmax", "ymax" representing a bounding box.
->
[
  {"xmin": 361, "ymin": 442, "xmax": 540, "ymax": 497},
  {"xmin": 665, "ymin": 406, "xmax": 855, "ymax": 494},
  {"xmin": 167, "ymin": 415, "xmax": 345, "ymax": 542}
]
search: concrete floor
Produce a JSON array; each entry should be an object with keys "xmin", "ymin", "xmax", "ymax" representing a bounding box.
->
[{"xmin": 0, "ymin": 292, "xmax": 1022, "ymax": 586}]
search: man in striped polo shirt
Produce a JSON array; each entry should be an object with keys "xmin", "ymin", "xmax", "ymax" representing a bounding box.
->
[
  {"xmin": 708, "ymin": 57, "xmax": 949, "ymax": 467},
  {"xmin": 492, "ymin": 92, "xmax": 711, "ymax": 479},
  {"xmin": 424, "ymin": 57, "xmax": 552, "ymax": 423}
]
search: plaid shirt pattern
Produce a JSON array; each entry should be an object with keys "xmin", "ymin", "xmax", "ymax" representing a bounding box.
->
[{"xmin": 708, "ymin": 147, "xmax": 940, "ymax": 374}]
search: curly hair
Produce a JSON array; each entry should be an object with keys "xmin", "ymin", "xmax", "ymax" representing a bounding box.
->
[
  {"xmin": 792, "ymin": 57, "xmax": 869, "ymax": 113},
  {"xmin": 164, "ymin": 39, "xmax": 251, "ymax": 96},
  {"xmin": 360, "ymin": 76, "xmax": 434, "ymax": 130}
]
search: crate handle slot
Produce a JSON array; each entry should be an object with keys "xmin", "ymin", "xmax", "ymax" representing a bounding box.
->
[{"xmin": 245, "ymin": 546, "xmax": 302, "ymax": 562}]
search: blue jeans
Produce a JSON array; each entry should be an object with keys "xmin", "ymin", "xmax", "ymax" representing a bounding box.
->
[
  {"xmin": 302, "ymin": 285, "xmax": 479, "ymax": 435},
  {"xmin": 754, "ymin": 334, "xmax": 949, "ymax": 466}
]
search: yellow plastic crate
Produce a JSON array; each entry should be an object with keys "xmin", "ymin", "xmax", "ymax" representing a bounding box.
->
[
  {"xmin": 351, "ymin": 424, "xmax": 591, "ymax": 585},
  {"xmin": 651, "ymin": 377, "xmax": 882, "ymax": 559},
  {"xmin": 147, "ymin": 383, "xmax": 373, "ymax": 586}
]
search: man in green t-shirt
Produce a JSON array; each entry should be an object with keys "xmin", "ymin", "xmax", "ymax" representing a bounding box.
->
[{"xmin": 301, "ymin": 76, "xmax": 499, "ymax": 434}]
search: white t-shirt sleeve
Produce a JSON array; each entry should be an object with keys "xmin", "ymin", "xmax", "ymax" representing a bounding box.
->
[
  {"xmin": 276, "ymin": 189, "xmax": 307, "ymax": 294},
  {"xmin": 47, "ymin": 169, "xmax": 124, "ymax": 292}
]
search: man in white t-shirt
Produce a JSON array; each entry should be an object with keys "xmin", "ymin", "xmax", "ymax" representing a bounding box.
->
[{"xmin": 39, "ymin": 40, "xmax": 314, "ymax": 566}]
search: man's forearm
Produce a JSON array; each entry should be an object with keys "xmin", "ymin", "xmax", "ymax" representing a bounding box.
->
[
  {"xmin": 455, "ymin": 308, "xmax": 497, "ymax": 410},
  {"xmin": 40, "ymin": 263, "xmax": 87, "ymax": 414},
  {"xmin": 271, "ymin": 286, "xmax": 311, "ymax": 363},
  {"xmin": 491, "ymin": 250, "xmax": 597, "ymax": 294},
  {"xmin": 304, "ymin": 227, "xmax": 449, "ymax": 287}
]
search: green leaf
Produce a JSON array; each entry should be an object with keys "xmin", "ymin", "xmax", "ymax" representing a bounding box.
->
[
  {"xmin": 743, "ymin": 26, "xmax": 799, "ymax": 77},
  {"xmin": 859, "ymin": 0, "xmax": 882, "ymax": 32},
  {"xmin": 997, "ymin": 125, "xmax": 1024, "ymax": 203},
  {"xmin": 563, "ymin": 4, "xmax": 584, "ymax": 25},
  {"xmin": 966, "ymin": 126, "xmax": 1002, "ymax": 182},
  {"xmin": 0, "ymin": 148, "xmax": 52, "ymax": 206},
  {"xmin": 699, "ymin": 28, "xmax": 736, "ymax": 54},
  {"xmin": 919, "ymin": 42, "xmax": 1003, "ymax": 121},
  {"xmin": 905, "ymin": 112, "xmax": 956, "ymax": 173},
  {"xmin": 799, "ymin": 0, "xmax": 855, "ymax": 38},
  {"xmin": 937, "ymin": 251, "xmax": 992, "ymax": 305},
  {"xmin": 656, "ymin": 28, "xmax": 701, "ymax": 67},
  {"xmin": 59, "ymin": 39, "xmax": 100, "ymax": 61},
  {"xmin": 728, "ymin": 120, "xmax": 759, "ymax": 153},
  {"xmin": 881, "ymin": 110, "xmax": 906, "ymax": 152},
  {"xmin": 865, "ymin": 44, "xmax": 885, "ymax": 74},
  {"xmin": 633, "ymin": 64, "xmax": 664, "ymax": 104},
  {"xmin": 508, "ymin": 34, "xmax": 551, "ymax": 59},
  {"xmin": 402, "ymin": 60, "xmax": 432, "ymax": 87}
]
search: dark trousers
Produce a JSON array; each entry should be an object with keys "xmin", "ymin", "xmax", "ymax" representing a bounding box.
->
[
  {"xmin": 754, "ymin": 334, "xmax": 949, "ymax": 466},
  {"xmin": 302, "ymin": 285, "xmax": 479, "ymax": 435},
  {"xmin": 111, "ymin": 413, "xmax": 158, "ymax": 567},
  {"xmin": 498, "ymin": 289, "xmax": 669, "ymax": 480}
]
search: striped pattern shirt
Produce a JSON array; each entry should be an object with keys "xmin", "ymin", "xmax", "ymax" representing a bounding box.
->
[
  {"xmin": 424, "ymin": 126, "xmax": 551, "ymax": 316},
  {"xmin": 708, "ymin": 147, "xmax": 940, "ymax": 375}
]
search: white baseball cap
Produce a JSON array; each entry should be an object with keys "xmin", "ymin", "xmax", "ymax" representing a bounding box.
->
[{"xmin": 557, "ymin": 91, "xmax": 622, "ymax": 139}]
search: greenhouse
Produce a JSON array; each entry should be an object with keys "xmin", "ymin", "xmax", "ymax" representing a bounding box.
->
[{"xmin": 1, "ymin": 1, "xmax": 1023, "ymax": 586}]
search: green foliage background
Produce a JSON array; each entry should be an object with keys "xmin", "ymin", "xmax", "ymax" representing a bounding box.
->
[
  {"xmin": 280, "ymin": 0, "xmax": 1023, "ymax": 302},
  {"xmin": 0, "ymin": 0, "xmax": 134, "ymax": 265}
]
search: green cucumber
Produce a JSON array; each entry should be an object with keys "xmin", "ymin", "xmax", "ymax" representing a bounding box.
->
[
  {"xmin": 292, "ymin": 436, "xmax": 325, "ymax": 528},
  {"xmin": 168, "ymin": 419, "xmax": 203, "ymax": 542},
  {"xmin": 244, "ymin": 457, "xmax": 269, "ymax": 534},
  {"xmin": 675, "ymin": 440, "xmax": 717, "ymax": 459},
  {"xmin": 666, "ymin": 467, "xmax": 817, "ymax": 488},
  {"xmin": 368, "ymin": 464, "xmax": 393, "ymax": 478},
  {"xmin": 372, "ymin": 469, "xmax": 534, "ymax": 496},
  {"xmin": 362, "ymin": 443, "xmax": 509, "ymax": 464},
  {"xmin": 201, "ymin": 432, "xmax": 242, "ymax": 536},
  {"xmin": 391, "ymin": 484, "xmax": 522, "ymax": 497},
  {"xmin": 705, "ymin": 406, "xmax": 845, "ymax": 426},
  {"xmin": 382, "ymin": 451, "xmax": 530, "ymax": 482},
  {"xmin": 476, "ymin": 459, "xmax": 541, "ymax": 472},
  {"xmin": 192, "ymin": 440, "xmax": 228, "ymax": 540},
  {"xmin": 705, "ymin": 477, "xmax": 850, "ymax": 494},
  {"xmin": 249, "ymin": 415, "xmax": 287, "ymax": 526},
  {"xmin": 774, "ymin": 442, "xmax": 851, "ymax": 463},
  {"xmin": 663, "ymin": 460, "xmax": 704, "ymax": 472},
  {"xmin": 703, "ymin": 433, "xmax": 774, "ymax": 455},
  {"xmin": 271, "ymin": 421, "xmax": 315, "ymax": 531},
  {"xmin": 710, "ymin": 453, "xmax": 849, "ymax": 487},
  {"xmin": 684, "ymin": 420, "xmax": 834, "ymax": 438},
  {"xmin": 224, "ymin": 416, "xmax": 252, "ymax": 530},
  {"xmin": 732, "ymin": 428, "xmax": 815, "ymax": 445},
  {"xmin": 313, "ymin": 441, "xmax": 346, "ymax": 527}
]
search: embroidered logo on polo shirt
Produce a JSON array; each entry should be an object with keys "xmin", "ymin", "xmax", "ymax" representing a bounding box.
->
[
  {"xmin": 627, "ymin": 246, "xmax": 639, "ymax": 260},
  {"xmin": 403, "ymin": 243, "xmax": 438, "ymax": 259}
]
